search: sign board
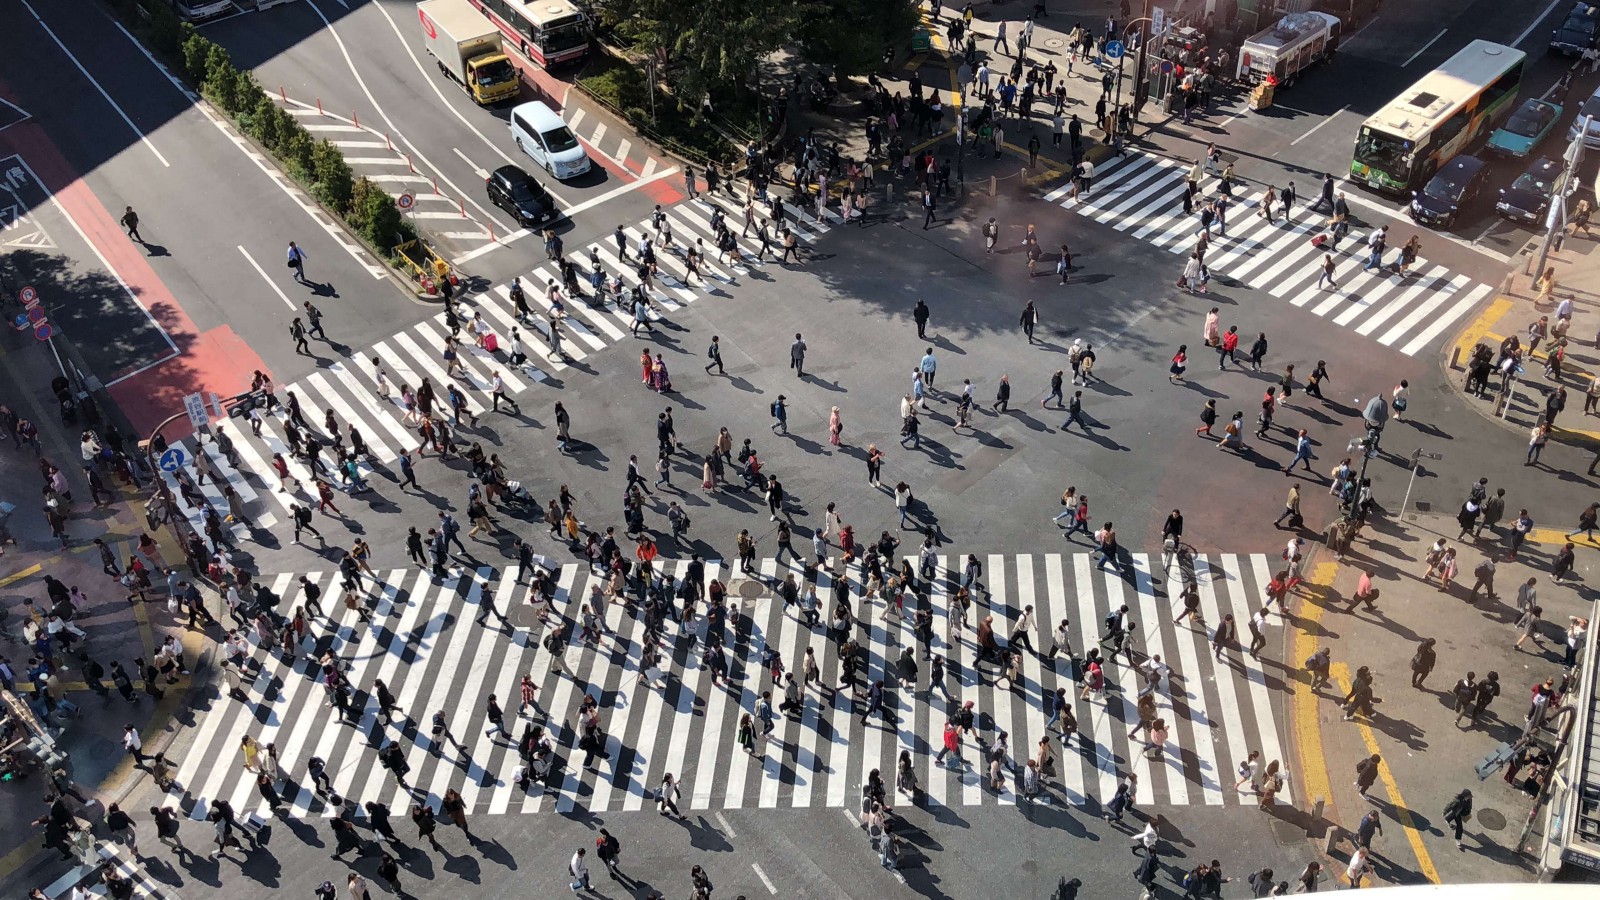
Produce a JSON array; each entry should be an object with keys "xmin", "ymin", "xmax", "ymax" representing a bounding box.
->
[
  {"xmin": 1152, "ymin": 6, "xmax": 1167, "ymax": 35},
  {"xmin": 159, "ymin": 447, "xmax": 187, "ymax": 473},
  {"xmin": 184, "ymin": 393, "xmax": 209, "ymax": 429},
  {"xmin": 1160, "ymin": 59, "xmax": 1175, "ymax": 74},
  {"xmin": 1105, "ymin": 40, "xmax": 1125, "ymax": 60},
  {"xmin": 396, "ymin": 192, "xmax": 416, "ymax": 211},
  {"xmin": 16, "ymin": 284, "xmax": 49, "ymax": 341},
  {"xmin": 211, "ymin": 393, "xmax": 226, "ymax": 421}
]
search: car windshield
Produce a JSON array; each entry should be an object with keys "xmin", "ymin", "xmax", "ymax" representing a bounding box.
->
[
  {"xmin": 1423, "ymin": 172, "xmax": 1466, "ymax": 202},
  {"xmin": 1511, "ymin": 169, "xmax": 1556, "ymax": 196},
  {"xmin": 541, "ymin": 126, "xmax": 580, "ymax": 153},
  {"xmin": 1504, "ymin": 104, "xmax": 1553, "ymax": 137},
  {"xmin": 1583, "ymin": 94, "xmax": 1600, "ymax": 118}
]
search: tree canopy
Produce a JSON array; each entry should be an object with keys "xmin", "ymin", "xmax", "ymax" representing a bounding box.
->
[{"xmin": 598, "ymin": 0, "xmax": 920, "ymax": 103}]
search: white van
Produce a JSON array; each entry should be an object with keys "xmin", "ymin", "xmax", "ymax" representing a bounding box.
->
[{"xmin": 509, "ymin": 101, "xmax": 591, "ymax": 180}]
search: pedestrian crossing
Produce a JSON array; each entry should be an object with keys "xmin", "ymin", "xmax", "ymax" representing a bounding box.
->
[
  {"xmin": 1044, "ymin": 153, "xmax": 1494, "ymax": 357},
  {"xmin": 163, "ymin": 551, "xmax": 1292, "ymax": 820},
  {"xmin": 156, "ymin": 192, "xmax": 834, "ymax": 540}
]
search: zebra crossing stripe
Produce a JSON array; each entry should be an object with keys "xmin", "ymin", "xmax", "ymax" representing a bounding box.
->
[
  {"xmin": 1054, "ymin": 154, "xmax": 1491, "ymax": 356},
  {"xmin": 167, "ymin": 553, "xmax": 1291, "ymax": 817}
]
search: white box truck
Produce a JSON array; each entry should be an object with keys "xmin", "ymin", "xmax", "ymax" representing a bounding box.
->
[
  {"xmin": 418, "ymin": 0, "xmax": 521, "ymax": 106},
  {"xmin": 1236, "ymin": 12, "xmax": 1342, "ymax": 89}
]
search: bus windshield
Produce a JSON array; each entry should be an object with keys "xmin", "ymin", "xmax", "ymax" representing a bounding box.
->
[
  {"xmin": 539, "ymin": 16, "xmax": 588, "ymax": 53},
  {"xmin": 1354, "ymin": 127, "xmax": 1411, "ymax": 176}
]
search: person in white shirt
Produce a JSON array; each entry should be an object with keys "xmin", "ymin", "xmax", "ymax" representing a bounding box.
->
[
  {"xmin": 490, "ymin": 372, "xmax": 518, "ymax": 415},
  {"xmin": 569, "ymin": 847, "xmax": 591, "ymax": 891}
]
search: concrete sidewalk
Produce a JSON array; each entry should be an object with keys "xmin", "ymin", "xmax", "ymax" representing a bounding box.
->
[
  {"xmin": 1449, "ymin": 215, "xmax": 1600, "ymax": 451},
  {"xmin": 1288, "ymin": 512, "xmax": 1589, "ymax": 888},
  {"xmin": 0, "ymin": 324, "xmax": 220, "ymax": 894}
]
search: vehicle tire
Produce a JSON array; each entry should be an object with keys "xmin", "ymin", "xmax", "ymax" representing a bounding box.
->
[{"xmin": 515, "ymin": 137, "xmax": 525, "ymax": 156}]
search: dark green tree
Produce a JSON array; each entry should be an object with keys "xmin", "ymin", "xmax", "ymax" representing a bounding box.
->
[
  {"xmin": 604, "ymin": 0, "xmax": 796, "ymax": 107},
  {"xmin": 797, "ymin": 0, "xmax": 920, "ymax": 80}
]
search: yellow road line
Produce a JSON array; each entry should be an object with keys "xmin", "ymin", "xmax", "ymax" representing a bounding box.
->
[
  {"xmin": 0, "ymin": 562, "xmax": 42, "ymax": 587},
  {"xmin": 1453, "ymin": 296, "xmax": 1514, "ymax": 361},
  {"xmin": 1331, "ymin": 662, "xmax": 1442, "ymax": 885},
  {"xmin": 1289, "ymin": 562, "xmax": 1336, "ymax": 808}
]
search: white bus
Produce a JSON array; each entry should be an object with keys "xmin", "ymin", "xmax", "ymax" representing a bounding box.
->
[
  {"xmin": 467, "ymin": 0, "xmax": 589, "ymax": 68},
  {"xmin": 1349, "ymin": 40, "xmax": 1525, "ymax": 195}
]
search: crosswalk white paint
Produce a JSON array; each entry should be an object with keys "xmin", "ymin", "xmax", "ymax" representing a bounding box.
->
[
  {"xmin": 165, "ymin": 553, "xmax": 1293, "ymax": 819},
  {"xmin": 1047, "ymin": 152, "xmax": 1494, "ymax": 357},
  {"xmin": 158, "ymin": 196, "xmax": 827, "ymax": 541}
]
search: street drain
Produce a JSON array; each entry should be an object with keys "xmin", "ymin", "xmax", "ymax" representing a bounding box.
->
[{"xmin": 1476, "ymin": 808, "xmax": 1507, "ymax": 831}]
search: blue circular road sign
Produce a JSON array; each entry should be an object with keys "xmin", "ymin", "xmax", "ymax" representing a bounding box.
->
[
  {"xmin": 1105, "ymin": 40, "xmax": 1125, "ymax": 59},
  {"xmin": 159, "ymin": 447, "xmax": 188, "ymax": 473}
]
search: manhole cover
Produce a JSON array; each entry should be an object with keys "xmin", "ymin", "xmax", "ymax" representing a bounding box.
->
[
  {"xmin": 1476, "ymin": 808, "xmax": 1507, "ymax": 831},
  {"xmin": 732, "ymin": 579, "xmax": 767, "ymax": 600},
  {"xmin": 508, "ymin": 605, "xmax": 540, "ymax": 629},
  {"xmin": 1042, "ymin": 38, "xmax": 1064, "ymax": 49}
]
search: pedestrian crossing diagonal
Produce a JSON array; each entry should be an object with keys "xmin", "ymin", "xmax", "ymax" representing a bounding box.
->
[
  {"xmin": 155, "ymin": 196, "xmax": 827, "ymax": 541},
  {"xmin": 1048, "ymin": 152, "xmax": 1495, "ymax": 357},
  {"xmin": 163, "ymin": 552, "xmax": 1295, "ymax": 820}
]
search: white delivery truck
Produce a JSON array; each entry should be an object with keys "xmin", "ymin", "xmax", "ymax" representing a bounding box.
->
[
  {"xmin": 418, "ymin": 0, "xmax": 522, "ymax": 106},
  {"xmin": 1235, "ymin": 11, "xmax": 1342, "ymax": 89}
]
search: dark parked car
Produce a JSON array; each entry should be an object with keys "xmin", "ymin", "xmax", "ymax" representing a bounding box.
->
[
  {"xmin": 486, "ymin": 164, "xmax": 556, "ymax": 229},
  {"xmin": 1496, "ymin": 157, "xmax": 1561, "ymax": 226},
  {"xmin": 1409, "ymin": 154, "xmax": 1490, "ymax": 229},
  {"xmin": 1551, "ymin": 2, "xmax": 1599, "ymax": 55}
]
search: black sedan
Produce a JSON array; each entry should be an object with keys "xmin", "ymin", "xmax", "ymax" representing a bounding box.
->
[
  {"xmin": 1495, "ymin": 157, "xmax": 1561, "ymax": 226},
  {"xmin": 486, "ymin": 164, "xmax": 558, "ymax": 230},
  {"xmin": 1410, "ymin": 154, "xmax": 1490, "ymax": 230}
]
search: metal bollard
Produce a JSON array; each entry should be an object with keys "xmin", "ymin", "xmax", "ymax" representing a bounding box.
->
[
  {"xmin": 990, "ymin": 175, "xmax": 997, "ymax": 197},
  {"xmin": 1323, "ymin": 824, "xmax": 1341, "ymax": 853}
]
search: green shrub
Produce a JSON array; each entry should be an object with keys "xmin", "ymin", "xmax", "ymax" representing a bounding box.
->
[
  {"xmin": 145, "ymin": 2, "xmax": 188, "ymax": 57},
  {"xmin": 229, "ymin": 69, "xmax": 262, "ymax": 117},
  {"xmin": 202, "ymin": 45, "xmax": 237, "ymax": 109},
  {"xmin": 281, "ymin": 124, "xmax": 316, "ymax": 181},
  {"xmin": 247, "ymin": 93, "xmax": 282, "ymax": 150},
  {"xmin": 354, "ymin": 179, "xmax": 405, "ymax": 248},
  {"xmin": 310, "ymin": 140, "xmax": 354, "ymax": 213},
  {"xmin": 182, "ymin": 33, "xmax": 210, "ymax": 83}
]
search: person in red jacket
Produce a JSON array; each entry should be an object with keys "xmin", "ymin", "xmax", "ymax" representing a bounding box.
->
[
  {"xmin": 934, "ymin": 721, "xmax": 961, "ymax": 766},
  {"xmin": 1218, "ymin": 326, "xmax": 1240, "ymax": 370}
]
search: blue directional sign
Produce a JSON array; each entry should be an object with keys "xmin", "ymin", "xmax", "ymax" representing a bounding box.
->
[
  {"xmin": 1105, "ymin": 40, "xmax": 1125, "ymax": 60},
  {"xmin": 159, "ymin": 447, "xmax": 187, "ymax": 473}
]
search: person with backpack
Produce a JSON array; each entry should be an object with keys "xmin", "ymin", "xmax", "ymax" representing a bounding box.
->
[{"xmin": 1443, "ymin": 789, "xmax": 1473, "ymax": 850}]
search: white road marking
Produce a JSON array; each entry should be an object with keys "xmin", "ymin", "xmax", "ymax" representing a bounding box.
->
[
  {"xmin": 1513, "ymin": 0, "xmax": 1569, "ymax": 49},
  {"xmin": 303, "ymin": 0, "xmax": 523, "ymax": 230},
  {"xmin": 453, "ymin": 147, "xmax": 489, "ymax": 179},
  {"xmin": 238, "ymin": 245, "xmax": 297, "ymax": 310},
  {"xmin": 616, "ymin": 139, "xmax": 632, "ymax": 162},
  {"xmin": 751, "ymin": 863, "xmax": 778, "ymax": 895},
  {"xmin": 714, "ymin": 810, "xmax": 736, "ymax": 837},
  {"xmin": 559, "ymin": 165, "xmax": 682, "ymax": 219},
  {"xmin": 3, "ymin": 153, "xmax": 179, "ymax": 363},
  {"xmin": 1290, "ymin": 105, "xmax": 1349, "ymax": 146},
  {"xmin": 1402, "ymin": 29, "xmax": 1448, "ymax": 67},
  {"xmin": 20, "ymin": 0, "xmax": 168, "ymax": 166},
  {"xmin": 590, "ymin": 122, "xmax": 607, "ymax": 145},
  {"xmin": 1333, "ymin": 179, "xmax": 1514, "ymax": 263}
]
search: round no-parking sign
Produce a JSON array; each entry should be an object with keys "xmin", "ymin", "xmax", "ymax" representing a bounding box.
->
[{"xmin": 397, "ymin": 192, "xmax": 416, "ymax": 211}]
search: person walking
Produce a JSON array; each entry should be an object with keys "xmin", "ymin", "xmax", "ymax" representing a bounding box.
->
[
  {"xmin": 1443, "ymin": 789, "xmax": 1473, "ymax": 850},
  {"xmin": 287, "ymin": 241, "xmax": 308, "ymax": 284},
  {"xmin": 121, "ymin": 206, "xmax": 143, "ymax": 242},
  {"xmin": 790, "ymin": 333, "xmax": 807, "ymax": 377}
]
